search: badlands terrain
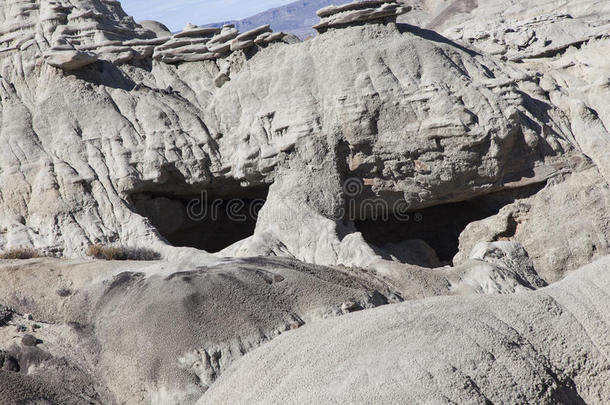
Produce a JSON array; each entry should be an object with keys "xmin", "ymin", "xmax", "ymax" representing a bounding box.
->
[{"xmin": 0, "ymin": 0, "xmax": 609, "ymax": 403}]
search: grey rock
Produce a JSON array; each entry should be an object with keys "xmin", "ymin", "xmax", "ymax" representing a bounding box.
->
[
  {"xmin": 314, "ymin": 1, "xmax": 411, "ymax": 33},
  {"xmin": 21, "ymin": 334, "xmax": 40, "ymax": 347},
  {"xmin": 138, "ymin": 20, "xmax": 172, "ymax": 37},
  {"xmin": 468, "ymin": 241, "xmax": 547, "ymax": 290},
  {"xmin": 201, "ymin": 257, "xmax": 610, "ymax": 404},
  {"xmin": 455, "ymin": 169, "xmax": 610, "ymax": 283},
  {"xmin": 44, "ymin": 50, "xmax": 98, "ymax": 70},
  {"xmin": 0, "ymin": 2, "xmax": 608, "ymax": 405},
  {"xmin": 0, "ymin": 305, "xmax": 12, "ymax": 326},
  {"xmin": 202, "ymin": 0, "xmax": 353, "ymax": 39},
  {"xmin": 174, "ymin": 26, "xmax": 220, "ymax": 39},
  {"xmin": 0, "ymin": 257, "xmax": 402, "ymax": 403},
  {"xmin": 229, "ymin": 38, "xmax": 255, "ymax": 52},
  {"xmin": 0, "ymin": 0, "xmax": 604, "ymax": 286},
  {"xmin": 235, "ymin": 24, "xmax": 271, "ymax": 41},
  {"xmin": 208, "ymin": 27, "xmax": 239, "ymax": 45}
]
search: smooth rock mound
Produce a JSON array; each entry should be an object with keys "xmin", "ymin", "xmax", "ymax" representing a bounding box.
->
[
  {"xmin": 201, "ymin": 257, "xmax": 610, "ymax": 404},
  {"xmin": 0, "ymin": 257, "xmax": 401, "ymax": 404}
]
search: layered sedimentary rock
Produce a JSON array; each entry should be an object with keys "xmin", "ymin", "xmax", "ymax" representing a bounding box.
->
[
  {"xmin": 0, "ymin": 0, "xmax": 160, "ymax": 67},
  {"xmin": 151, "ymin": 23, "xmax": 287, "ymax": 65},
  {"xmin": 0, "ymin": 0, "xmax": 609, "ymax": 404},
  {"xmin": 403, "ymin": 0, "xmax": 610, "ymax": 183},
  {"xmin": 0, "ymin": 0, "xmax": 289, "ymax": 70},
  {"xmin": 448, "ymin": 13, "xmax": 610, "ymax": 62},
  {"xmin": 138, "ymin": 20, "xmax": 172, "ymax": 37},
  {"xmin": 44, "ymin": 49, "xmax": 98, "ymax": 69},
  {"xmin": 314, "ymin": 0, "xmax": 411, "ymax": 32},
  {"xmin": 0, "ymin": 0, "xmax": 608, "ymax": 282}
]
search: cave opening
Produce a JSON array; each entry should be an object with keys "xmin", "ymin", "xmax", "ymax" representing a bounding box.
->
[
  {"xmin": 353, "ymin": 184, "xmax": 544, "ymax": 267},
  {"xmin": 131, "ymin": 184, "xmax": 269, "ymax": 253}
]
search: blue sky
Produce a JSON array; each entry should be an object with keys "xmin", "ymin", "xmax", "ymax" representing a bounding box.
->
[{"xmin": 120, "ymin": 0, "xmax": 295, "ymax": 31}]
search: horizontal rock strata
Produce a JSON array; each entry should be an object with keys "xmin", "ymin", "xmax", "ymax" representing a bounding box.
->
[
  {"xmin": 152, "ymin": 23, "xmax": 286, "ymax": 67},
  {"xmin": 314, "ymin": 0, "xmax": 411, "ymax": 33}
]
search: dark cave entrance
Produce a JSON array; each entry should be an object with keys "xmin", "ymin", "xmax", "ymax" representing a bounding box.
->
[
  {"xmin": 131, "ymin": 184, "xmax": 269, "ymax": 253},
  {"xmin": 353, "ymin": 184, "xmax": 544, "ymax": 267}
]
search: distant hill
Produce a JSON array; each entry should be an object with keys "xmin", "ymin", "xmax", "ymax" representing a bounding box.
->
[{"xmin": 204, "ymin": 0, "xmax": 352, "ymax": 39}]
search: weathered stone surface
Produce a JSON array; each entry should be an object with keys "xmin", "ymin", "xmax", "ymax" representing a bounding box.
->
[
  {"xmin": 229, "ymin": 38, "xmax": 255, "ymax": 51},
  {"xmin": 1, "ymin": 2, "xmax": 606, "ymax": 279},
  {"xmin": 44, "ymin": 50, "xmax": 98, "ymax": 70},
  {"xmin": 201, "ymin": 257, "xmax": 610, "ymax": 404},
  {"xmin": 152, "ymin": 23, "xmax": 287, "ymax": 64},
  {"xmin": 174, "ymin": 25, "xmax": 220, "ymax": 39},
  {"xmin": 138, "ymin": 20, "xmax": 172, "ymax": 37},
  {"xmin": 0, "ymin": 257, "xmax": 402, "ymax": 403},
  {"xmin": 454, "ymin": 168, "xmax": 610, "ymax": 283},
  {"xmin": 317, "ymin": 1, "xmax": 395, "ymax": 18},
  {"xmin": 0, "ymin": 0, "xmax": 157, "ymax": 67},
  {"xmin": 208, "ymin": 26, "xmax": 239, "ymax": 45},
  {"xmin": 212, "ymin": 22, "xmax": 589, "ymax": 270},
  {"xmin": 0, "ymin": 250, "xmax": 585, "ymax": 403},
  {"xmin": 314, "ymin": 1, "xmax": 411, "ymax": 32},
  {"xmin": 0, "ymin": 1, "xmax": 609, "ymax": 404},
  {"xmin": 235, "ymin": 24, "xmax": 271, "ymax": 41},
  {"xmin": 466, "ymin": 241, "xmax": 547, "ymax": 291},
  {"xmin": 446, "ymin": 13, "xmax": 610, "ymax": 62}
]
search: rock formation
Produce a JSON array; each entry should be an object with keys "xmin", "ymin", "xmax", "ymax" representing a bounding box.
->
[
  {"xmin": 152, "ymin": 23, "xmax": 288, "ymax": 65},
  {"xmin": 314, "ymin": 0, "xmax": 411, "ymax": 32},
  {"xmin": 0, "ymin": 0, "xmax": 290, "ymax": 70},
  {"xmin": 0, "ymin": 0, "xmax": 609, "ymax": 403},
  {"xmin": 202, "ymin": 257, "xmax": 610, "ymax": 404},
  {"xmin": 2, "ymin": 0, "xmax": 606, "ymax": 276}
]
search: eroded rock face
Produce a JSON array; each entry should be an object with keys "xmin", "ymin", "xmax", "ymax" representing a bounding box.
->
[
  {"xmin": 0, "ymin": 250, "xmax": 591, "ymax": 404},
  {"xmin": 150, "ymin": 23, "xmax": 288, "ymax": 65},
  {"xmin": 211, "ymin": 22, "xmax": 587, "ymax": 268},
  {"xmin": 0, "ymin": 1, "xmax": 609, "ymax": 404},
  {"xmin": 0, "ymin": 0, "xmax": 158, "ymax": 66},
  {"xmin": 455, "ymin": 168, "xmax": 610, "ymax": 283},
  {"xmin": 0, "ymin": 1, "xmax": 607, "ymax": 269},
  {"xmin": 314, "ymin": 0, "xmax": 412, "ymax": 33},
  {"xmin": 138, "ymin": 20, "xmax": 172, "ymax": 37},
  {"xmin": 44, "ymin": 49, "xmax": 98, "ymax": 69},
  {"xmin": 0, "ymin": 0, "xmax": 607, "ymax": 282}
]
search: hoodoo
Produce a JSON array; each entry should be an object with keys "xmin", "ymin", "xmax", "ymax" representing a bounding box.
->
[{"xmin": 314, "ymin": 0, "xmax": 411, "ymax": 32}]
